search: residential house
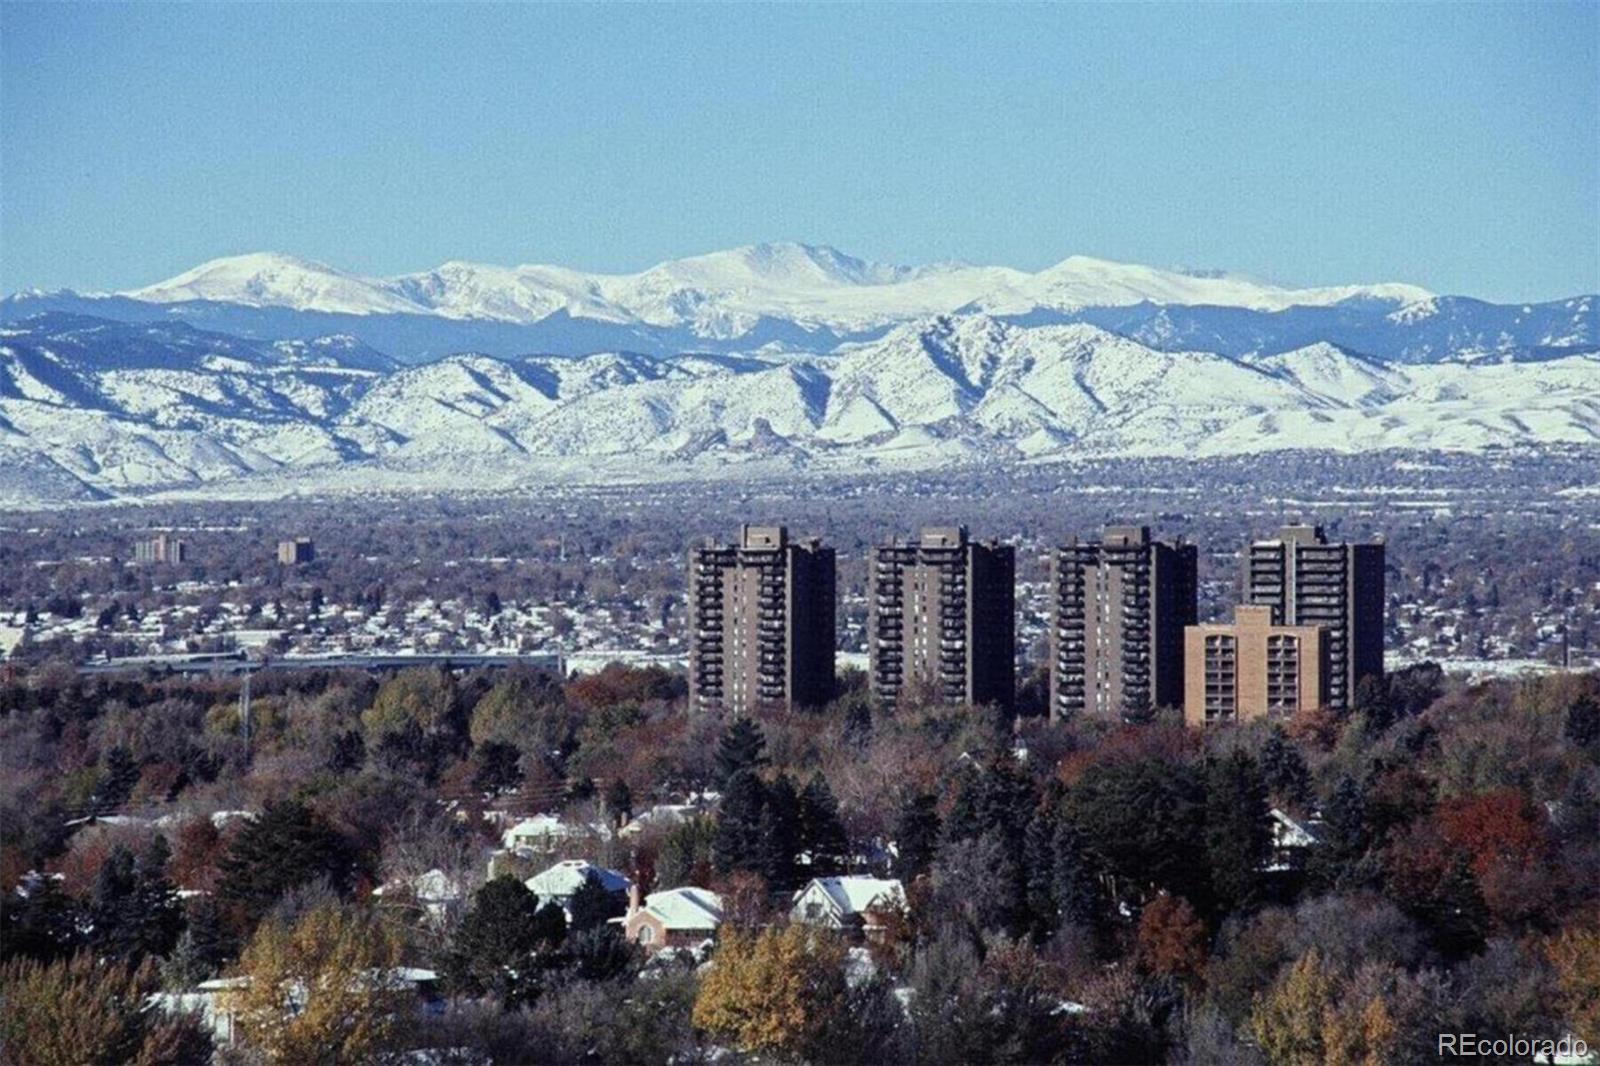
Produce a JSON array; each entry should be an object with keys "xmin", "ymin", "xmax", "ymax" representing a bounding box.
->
[
  {"xmin": 791, "ymin": 876, "xmax": 907, "ymax": 939},
  {"xmin": 525, "ymin": 859, "xmax": 631, "ymax": 919},
  {"xmin": 1266, "ymin": 808, "xmax": 1325, "ymax": 872},
  {"xmin": 371, "ymin": 868, "xmax": 466, "ymax": 923},
  {"xmin": 620, "ymin": 884, "xmax": 724, "ymax": 953}
]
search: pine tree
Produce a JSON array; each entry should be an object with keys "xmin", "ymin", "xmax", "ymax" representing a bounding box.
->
[
  {"xmin": 761, "ymin": 774, "xmax": 803, "ymax": 889},
  {"xmin": 1204, "ymin": 750, "xmax": 1270, "ymax": 914},
  {"xmin": 1259, "ymin": 728, "xmax": 1311, "ymax": 806},
  {"xmin": 568, "ymin": 873, "xmax": 626, "ymax": 934},
  {"xmin": 472, "ymin": 739, "xmax": 523, "ymax": 794},
  {"xmin": 217, "ymin": 799, "xmax": 358, "ymax": 927},
  {"xmin": 713, "ymin": 769, "xmax": 769, "ymax": 875},
  {"xmin": 0, "ymin": 875, "xmax": 82, "ymax": 963},
  {"xmin": 798, "ymin": 773, "xmax": 849, "ymax": 877},
  {"xmin": 1313, "ymin": 776, "xmax": 1369, "ymax": 889},
  {"xmin": 603, "ymin": 778, "xmax": 634, "ymax": 827},
  {"xmin": 93, "ymin": 746, "xmax": 140, "ymax": 812},
  {"xmin": 326, "ymin": 729, "xmax": 365, "ymax": 773},
  {"xmin": 943, "ymin": 764, "xmax": 983, "ymax": 846},
  {"xmin": 1566, "ymin": 694, "xmax": 1600, "ymax": 756},
  {"xmin": 893, "ymin": 793, "xmax": 941, "ymax": 880},
  {"xmin": 1024, "ymin": 804, "xmax": 1058, "ymax": 940},
  {"xmin": 445, "ymin": 876, "xmax": 564, "ymax": 1007},
  {"xmin": 1423, "ymin": 855, "xmax": 1488, "ymax": 961},
  {"xmin": 714, "ymin": 718, "xmax": 769, "ymax": 789},
  {"xmin": 90, "ymin": 839, "xmax": 181, "ymax": 965},
  {"xmin": 1051, "ymin": 821, "xmax": 1104, "ymax": 934}
]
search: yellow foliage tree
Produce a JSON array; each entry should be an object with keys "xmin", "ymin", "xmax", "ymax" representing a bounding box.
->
[
  {"xmin": 1251, "ymin": 946, "xmax": 1336, "ymax": 1065},
  {"xmin": 0, "ymin": 953, "xmax": 210, "ymax": 1066},
  {"xmin": 1545, "ymin": 916, "xmax": 1600, "ymax": 1045},
  {"xmin": 1251, "ymin": 948, "xmax": 1400, "ymax": 1066},
  {"xmin": 220, "ymin": 902, "xmax": 405, "ymax": 1064},
  {"xmin": 691, "ymin": 924, "xmax": 847, "ymax": 1058},
  {"xmin": 362, "ymin": 668, "xmax": 454, "ymax": 741}
]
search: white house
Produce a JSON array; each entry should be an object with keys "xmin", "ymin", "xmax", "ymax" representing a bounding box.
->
[
  {"xmin": 372, "ymin": 868, "xmax": 466, "ymax": 922},
  {"xmin": 791, "ymin": 876, "xmax": 907, "ymax": 938},
  {"xmin": 1266, "ymin": 808, "xmax": 1325, "ymax": 872},
  {"xmin": 500, "ymin": 814, "xmax": 597, "ymax": 851},
  {"xmin": 525, "ymin": 859, "xmax": 631, "ymax": 916},
  {"xmin": 620, "ymin": 885, "xmax": 724, "ymax": 953}
]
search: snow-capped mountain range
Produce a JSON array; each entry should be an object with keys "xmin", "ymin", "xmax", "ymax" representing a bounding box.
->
[
  {"xmin": 3, "ymin": 311, "xmax": 1597, "ymax": 507},
  {"xmin": 6, "ymin": 243, "xmax": 1592, "ymax": 364}
]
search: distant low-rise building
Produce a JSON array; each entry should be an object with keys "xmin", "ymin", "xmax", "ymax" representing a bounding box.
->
[
  {"xmin": 134, "ymin": 533, "xmax": 189, "ymax": 565},
  {"xmin": 621, "ymin": 885, "xmax": 724, "ymax": 953},
  {"xmin": 277, "ymin": 537, "xmax": 316, "ymax": 565},
  {"xmin": 790, "ymin": 875, "xmax": 907, "ymax": 939}
]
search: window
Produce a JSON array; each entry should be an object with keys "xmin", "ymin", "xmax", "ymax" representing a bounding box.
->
[
  {"xmin": 805, "ymin": 901, "xmax": 823, "ymax": 919},
  {"xmin": 637, "ymin": 924, "xmax": 654, "ymax": 944}
]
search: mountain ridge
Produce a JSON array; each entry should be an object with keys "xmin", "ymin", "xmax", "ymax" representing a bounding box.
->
[{"xmin": 4, "ymin": 311, "xmax": 1596, "ymax": 508}]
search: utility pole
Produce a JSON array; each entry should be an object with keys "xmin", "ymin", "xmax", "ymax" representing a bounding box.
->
[{"xmin": 239, "ymin": 669, "xmax": 252, "ymax": 744}]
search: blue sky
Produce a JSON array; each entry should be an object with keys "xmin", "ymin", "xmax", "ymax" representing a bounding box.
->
[{"xmin": 2, "ymin": 3, "xmax": 1595, "ymax": 301}]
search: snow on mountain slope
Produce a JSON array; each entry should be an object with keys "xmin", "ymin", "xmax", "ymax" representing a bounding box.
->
[
  {"xmin": 129, "ymin": 253, "xmax": 428, "ymax": 315},
  {"xmin": 975, "ymin": 255, "xmax": 1432, "ymax": 314},
  {"xmin": 3, "ymin": 312, "xmax": 1597, "ymax": 505},
  {"xmin": 1245, "ymin": 343, "xmax": 1410, "ymax": 407},
  {"xmin": 114, "ymin": 244, "xmax": 1430, "ymax": 332}
]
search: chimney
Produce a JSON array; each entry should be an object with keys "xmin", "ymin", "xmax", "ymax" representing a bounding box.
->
[{"xmin": 628, "ymin": 880, "xmax": 642, "ymax": 916}]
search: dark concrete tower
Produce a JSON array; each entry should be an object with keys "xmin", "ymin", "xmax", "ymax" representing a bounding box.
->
[
  {"xmin": 689, "ymin": 525, "xmax": 836, "ymax": 714},
  {"xmin": 1051, "ymin": 525, "xmax": 1198, "ymax": 720},
  {"xmin": 1244, "ymin": 524, "xmax": 1384, "ymax": 711},
  {"xmin": 870, "ymin": 527, "xmax": 1015, "ymax": 712}
]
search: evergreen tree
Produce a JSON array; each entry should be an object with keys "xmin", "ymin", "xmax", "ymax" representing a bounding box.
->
[
  {"xmin": 1051, "ymin": 821, "xmax": 1104, "ymax": 933},
  {"xmin": 942, "ymin": 764, "xmax": 983, "ymax": 846},
  {"xmin": 444, "ymin": 876, "xmax": 565, "ymax": 1008},
  {"xmin": 1422, "ymin": 856, "xmax": 1488, "ymax": 961},
  {"xmin": 326, "ymin": 729, "xmax": 365, "ymax": 774},
  {"xmin": 893, "ymin": 793, "xmax": 941, "ymax": 880},
  {"xmin": 712, "ymin": 769, "xmax": 768, "ymax": 875},
  {"xmin": 603, "ymin": 778, "xmax": 634, "ymax": 827},
  {"xmin": 472, "ymin": 739, "xmax": 523, "ymax": 794},
  {"xmin": 568, "ymin": 874, "xmax": 626, "ymax": 934},
  {"xmin": 798, "ymin": 773, "xmax": 849, "ymax": 877},
  {"xmin": 1024, "ymin": 804, "xmax": 1059, "ymax": 940},
  {"xmin": 217, "ymin": 800, "xmax": 358, "ymax": 928},
  {"xmin": 1312, "ymin": 776, "xmax": 1369, "ymax": 889},
  {"xmin": 94, "ymin": 746, "xmax": 140, "ymax": 812},
  {"xmin": 1566, "ymin": 694, "xmax": 1600, "ymax": 757},
  {"xmin": 1352, "ymin": 674, "xmax": 1394, "ymax": 731},
  {"xmin": 0, "ymin": 876, "xmax": 82, "ymax": 963},
  {"xmin": 1203, "ymin": 751, "xmax": 1271, "ymax": 915},
  {"xmin": 761, "ymin": 773, "xmax": 803, "ymax": 889},
  {"xmin": 714, "ymin": 718, "xmax": 769, "ymax": 788},
  {"xmin": 976, "ymin": 752, "xmax": 1036, "ymax": 855},
  {"xmin": 90, "ymin": 838, "xmax": 183, "ymax": 965},
  {"xmin": 1259, "ymin": 728, "xmax": 1311, "ymax": 807}
]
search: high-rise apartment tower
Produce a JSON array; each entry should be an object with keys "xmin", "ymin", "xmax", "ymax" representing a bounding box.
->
[
  {"xmin": 1051, "ymin": 525, "xmax": 1197, "ymax": 720},
  {"xmin": 689, "ymin": 525, "xmax": 836, "ymax": 715},
  {"xmin": 869, "ymin": 527, "xmax": 1015, "ymax": 711},
  {"xmin": 1244, "ymin": 524, "xmax": 1384, "ymax": 711}
]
